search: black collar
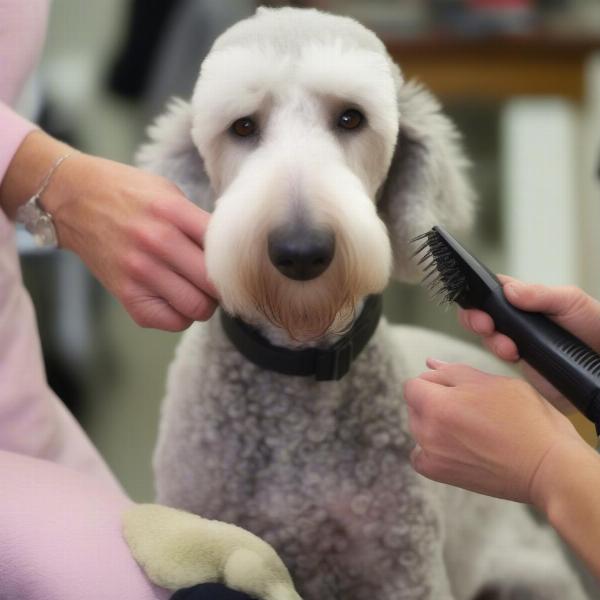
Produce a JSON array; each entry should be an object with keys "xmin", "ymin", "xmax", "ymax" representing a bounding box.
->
[{"xmin": 220, "ymin": 295, "xmax": 383, "ymax": 381}]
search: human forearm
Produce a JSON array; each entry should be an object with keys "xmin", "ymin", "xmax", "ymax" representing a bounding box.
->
[
  {"xmin": 0, "ymin": 128, "xmax": 70, "ymax": 219},
  {"xmin": 534, "ymin": 438, "xmax": 600, "ymax": 580}
]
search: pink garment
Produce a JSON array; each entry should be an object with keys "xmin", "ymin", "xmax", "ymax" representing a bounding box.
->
[
  {"xmin": 0, "ymin": 103, "xmax": 36, "ymax": 189},
  {"xmin": 0, "ymin": 3, "xmax": 170, "ymax": 598},
  {"xmin": 0, "ymin": 0, "xmax": 120, "ymax": 492},
  {"xmin": 0, "ymin": 211, "xmax": 123, "ymax": 490},
  {"xmin": 0, "ymin": 1, "xmax": 49, "ymax": 105},
  {"xmin": 0, "ymin": 450, "xmax": 167, "ymax": 600},
  {"xmin": 0, "ymin": 1, "xmax": 49, "ymax": 182}
]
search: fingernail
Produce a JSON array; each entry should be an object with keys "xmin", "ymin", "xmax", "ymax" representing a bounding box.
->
[{"xmin": 426, "ymin": 357, "xmax": 448, "ymax": 369}]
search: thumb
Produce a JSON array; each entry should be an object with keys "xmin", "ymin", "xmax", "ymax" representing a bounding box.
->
[
  {"xmin": 503, "ymin": 280, "xmax": 587, "ymax": 318},
  {"xmin": 502, "ymin": 280, "xmax": 600, "ymax": 350}
]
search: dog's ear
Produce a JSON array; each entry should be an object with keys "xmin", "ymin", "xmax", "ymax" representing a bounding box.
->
[
  {"xmin": 136, "ymin": 99, "xmax": 214, "ymax": 211},
  {"xmin": 377, "ymin": 80, "xmax": 475, "ymax": 281}
]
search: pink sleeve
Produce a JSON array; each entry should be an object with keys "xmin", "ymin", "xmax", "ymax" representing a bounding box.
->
[
  {"xmin": 0, "ymin": 101, "xmax": 37, "ymax": 186},
  {"xmin": 0, "ymin": 450, "xmax": 170, "ymax": 600},
  {"xmin": 0, "ymin": 214, "xmax": 124, "ymax": 494},
  {"xmin": 0, "ymin": 5, "xmax": 122, "ymax": 503}
]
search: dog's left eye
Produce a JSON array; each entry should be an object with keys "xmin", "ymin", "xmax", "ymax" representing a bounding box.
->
[
  {"xmin": 337, "ymin": 109, "xmax": 364, "ymax": 131},
  {"xmin": 231, "ymin": 117, "xmax": 257, "ymax": 137}
]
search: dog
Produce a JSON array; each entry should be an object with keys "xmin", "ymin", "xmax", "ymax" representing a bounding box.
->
[{"xmin": 138, "ymin": 7, "xmax": 589, "ymax": 600}]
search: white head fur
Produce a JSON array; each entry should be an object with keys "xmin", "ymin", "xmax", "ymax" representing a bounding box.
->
[{"xmin": 137, "ymin": 7, "xmax": 474, "ymax": 345}]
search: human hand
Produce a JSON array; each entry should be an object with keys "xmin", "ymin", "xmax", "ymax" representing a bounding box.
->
[
  {"xmin": 404, "ymin": 360, "xmax": 586, "ymax": 506},
  {"xmin": 458, "ymin": 276, "xmax": 600, "ymax": 413},
  {"xmin": 46, "ymin": 152, "xmax": 218, "ymax": 331}
]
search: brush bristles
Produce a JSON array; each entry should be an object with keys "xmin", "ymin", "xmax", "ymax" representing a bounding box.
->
[{"xmin": 409, "ymin": 229, "xmax": 466, "ymax": 305}]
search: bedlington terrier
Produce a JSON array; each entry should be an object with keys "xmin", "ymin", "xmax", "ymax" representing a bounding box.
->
[{"xmin": 138, "ymin": 7, "xmax": 590, "ymax": 600}]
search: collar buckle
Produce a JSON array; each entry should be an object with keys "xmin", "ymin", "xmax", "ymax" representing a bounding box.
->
[{"xmin": 315, "ymin": 339, "xmax": 354, "ymax": 381}]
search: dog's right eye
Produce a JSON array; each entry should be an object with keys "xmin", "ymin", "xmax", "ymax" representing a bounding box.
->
[
  {"xmin": 231, "ymin": 117, "xmax": 257, "ymax": 138},
  {"xmin": 337, "ymin": 109, "xmax": 364, "ymax": 131}
]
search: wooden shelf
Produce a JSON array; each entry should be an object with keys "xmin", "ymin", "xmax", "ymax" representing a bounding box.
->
[{"xmin": 384, "ymin": 32, "xmax": 600, "ymax": 101}]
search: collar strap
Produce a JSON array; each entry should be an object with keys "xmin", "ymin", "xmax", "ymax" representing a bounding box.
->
[{"xmin": 220, "ymin": 295, "xmax": 383, "ymax": 381}]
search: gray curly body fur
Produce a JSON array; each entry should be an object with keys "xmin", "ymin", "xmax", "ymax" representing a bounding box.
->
[
  {"xmin": 155, "ymin": 319, "xmax": 587, "ymax": 600},
  {"xmin": 141, "ymin": 7, "xmax": 590, "ymax": 599}
]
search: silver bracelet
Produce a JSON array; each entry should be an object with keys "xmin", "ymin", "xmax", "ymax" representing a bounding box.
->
[{"xmin": 15, "ymin": 151, "xmax": 76, "ymax": 248}]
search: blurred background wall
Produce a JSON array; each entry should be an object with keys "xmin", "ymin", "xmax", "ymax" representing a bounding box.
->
[{"xmin": 15, "ymin": 0, "xmax": 600, "ymax": 500}]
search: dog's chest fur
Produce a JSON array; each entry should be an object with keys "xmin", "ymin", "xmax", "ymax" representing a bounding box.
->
[{"xmin": 156, "ymin": 317, "xmax": 447, "ymax": 599}]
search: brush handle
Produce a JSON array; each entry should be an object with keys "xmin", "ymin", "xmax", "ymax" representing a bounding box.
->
[{"xmin": 483, "ymin": 292, "xmax": 600, "ymax": 434}]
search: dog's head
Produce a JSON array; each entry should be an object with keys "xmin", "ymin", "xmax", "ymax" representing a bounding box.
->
[{"xmin": 138, "ymin": 7, "xmax": 474, "ymax": 342}]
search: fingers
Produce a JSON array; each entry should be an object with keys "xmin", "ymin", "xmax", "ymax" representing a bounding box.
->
[
  {"xmin": 496, "ymin": 274, "xmax": 517, "ymax": 285},
  {"xmin": 126, "ymin": 294, "xmax": 194, "ymax": 332},
  {"xmin": 404, "ymin": 362, "xmax": 487, "ymax": 422},
  {"xmin": 152, "ymin": 267, "xmax": 217, "ymax": 322},
  {"xmin": 405, "ymin": 362, "xmax": 498, "ymax": 428},
  {"xmin": 458, "ymin": 308, "xmax": 519, "ymax": 362},
  {"xmin": 148, "ymin": 190, "xmax": 211, "ymax": 247},
  {"xmin": 481, "ymin": 333, "xmax": 519, "ymax": 362},
  {"xmin": 421, "ymin": 360, "xmax": 492, "ymax": 386},
  {"xmin": 133, "ymin": 221, "xmax": 219, "ymax": 299},
  {"xmin": 498, "ymin": 278, "xmax": 600, "ymax": 352},
  {"xmin": 460, "ymin": 277, "xmax": 595, "ymax": 329},
  {"xmin": 404, "ymin": 376, "xmax": 441, "ymax": 405},
  {"xmin": 502, "ymin": 279, "xmax": 565, "ymax": 314},
  {"xmin": 502, "ymin": 279, "xmax": 593, "ymax": 319},
  {"xmin": 460, "ymin": 276, "xmax": 585, "ymax": 329},
  {"xmin": 458, "ymin": 308, "xmax": 494, "ymax": 336},
  {"xmin": 403, "ymin": 376, "xmax": 451, "ymax": 426},
  {"xmin": 122, "ymin": 254, "xmax": 217, "ymax": 324}
]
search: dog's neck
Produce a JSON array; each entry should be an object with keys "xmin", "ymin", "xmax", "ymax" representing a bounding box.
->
[{"xmin": 219, "ymin": 296, "xmax": 383, "ymax": 381}]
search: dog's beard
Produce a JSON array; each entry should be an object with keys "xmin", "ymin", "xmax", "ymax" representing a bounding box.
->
[{"xmin": 241, "ymin": 236, "xmax": 361, "ymax": 342}]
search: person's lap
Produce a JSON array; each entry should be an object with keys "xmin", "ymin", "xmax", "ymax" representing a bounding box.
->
[{"xmin": 0, "ymin": 449, "xmax": 168, "ymax": 600}]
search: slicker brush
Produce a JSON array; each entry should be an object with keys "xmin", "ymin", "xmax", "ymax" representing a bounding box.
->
[{"xmin": 412, "ymin": 225, "xmax": 600, "ymax": 435}]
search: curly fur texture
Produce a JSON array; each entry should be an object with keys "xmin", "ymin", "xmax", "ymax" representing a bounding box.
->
[
  {"xmin": 141, "ymin": 7, "xmax": 590, "ymax": 600},
  {"xmin": 155, "ymin": 321, "xmax": 588, "ymax": 599}
]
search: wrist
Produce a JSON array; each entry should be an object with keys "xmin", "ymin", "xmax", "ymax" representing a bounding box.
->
[
  {"xmin": 0, "ymin": 129, "xmax": 72, "ymax": 220},
  {"xmin": 39, "ymin": 151, "xmax": 93, "ymax": 250},
  {"xmin": 531, "ymin": 435, "xmax": 598, "ymax": 517}
]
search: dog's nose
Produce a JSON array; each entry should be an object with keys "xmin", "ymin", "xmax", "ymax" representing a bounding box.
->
[{"xmin": 268, "ymin": 224, "xmax": 335, "ymax": 281}]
